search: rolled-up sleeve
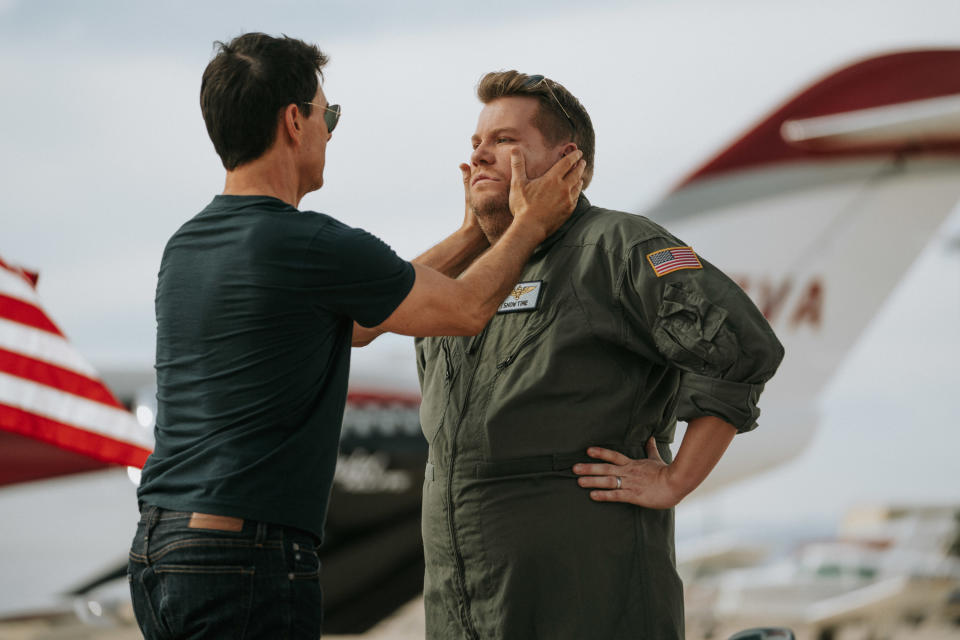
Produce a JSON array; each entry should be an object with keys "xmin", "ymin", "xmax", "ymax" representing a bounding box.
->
[
  {"xmin": 617, "ymin": 236, "xmax": 784, "ymax": 432},
  {"xmin": 674, "ymin": 373, "xmax": 765, "ymax": 433}
]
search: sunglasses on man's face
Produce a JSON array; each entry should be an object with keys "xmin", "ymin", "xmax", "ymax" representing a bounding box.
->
[{"xmin": 306, "ymin": 102, "xmax": 341, "ymax": 133}]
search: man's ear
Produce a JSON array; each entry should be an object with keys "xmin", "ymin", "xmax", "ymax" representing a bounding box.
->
[
  {"xmin": 282, "ymin": 103, "xmax": 303, "ymax": 146},
  {"xmin": 559, "ymin": 142, "xmax": 578, "ymax": 158}
]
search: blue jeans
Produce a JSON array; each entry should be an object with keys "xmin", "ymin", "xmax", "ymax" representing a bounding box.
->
[{"xmin": 128, "ymin": 505, "xmax": 323, "ymax": 639}]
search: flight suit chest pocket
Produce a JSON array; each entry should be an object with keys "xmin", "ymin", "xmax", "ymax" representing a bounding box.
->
[{"xmin": 492, "ymin": 300, "xmax": 562, "ymax": 371}]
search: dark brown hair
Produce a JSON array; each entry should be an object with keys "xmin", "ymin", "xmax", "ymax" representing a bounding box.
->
[
  {"xmin": 477, "ymin": 70, "xmax": 595, "ymax": 188},
  {"xmin": 200, "ymin": 33, "xmax": 329, "ymax": 170}
]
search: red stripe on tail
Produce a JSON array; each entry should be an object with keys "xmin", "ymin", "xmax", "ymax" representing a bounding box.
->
[
  {"xmin": 0, "ymin": 347, "xmax": 126, "ymax": 409},
  {"xmin": 0, "ymin": 403, "xmax": 150, "ymax": 469},
  {"xmin": 0, "ymin": 294, "xmax": 64, "ymax": 336},
  {"xmin": 0, "ymin": 257, "xmax": 39, "ymax": 287}
]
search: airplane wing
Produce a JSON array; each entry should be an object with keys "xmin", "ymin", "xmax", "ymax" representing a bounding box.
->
[{"xmin": 646, "ymin": 49, "xmax": 960, "ymax": 491}]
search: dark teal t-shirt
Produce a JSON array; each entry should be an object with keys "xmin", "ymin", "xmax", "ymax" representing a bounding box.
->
[{"xmin": 137, "ymin": 195, "xmax": 415, "ymax": 539}]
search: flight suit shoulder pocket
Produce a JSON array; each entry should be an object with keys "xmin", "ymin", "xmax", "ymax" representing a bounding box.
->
[{"xmin": 653, "ymin": 282, "xmax": 738, "ymax": 376}]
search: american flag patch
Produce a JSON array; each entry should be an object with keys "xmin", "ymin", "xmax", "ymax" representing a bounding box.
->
[{"xmin": 646, "ymin": 246, "xmax": 702, "ymax": 277}]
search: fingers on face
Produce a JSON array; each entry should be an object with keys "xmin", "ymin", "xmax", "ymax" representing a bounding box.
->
[
  {"xmin": 558, "ymin": 150, "xmax": 583, "ymax": 181},
  {"xmin": 562, "ymin": 160, "xmax": 581, "ymax": 184},
  {"xmin": 541, "ymin": 148, "xmax": 579, "ymax": 182},
  {"xmin": 509, "ymin": 149, "xmax": 526, "ymax": 183}
]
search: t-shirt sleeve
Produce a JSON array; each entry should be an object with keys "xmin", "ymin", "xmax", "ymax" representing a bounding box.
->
[
  {"xmin": 617, "ymin": 235, "xmax": 785, "ymax": 432},
  {"xmin": 306, "ymin": 222, "xmax": 415, "ymax": 328}
]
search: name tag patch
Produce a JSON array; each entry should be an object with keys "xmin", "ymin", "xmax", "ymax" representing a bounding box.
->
[{"xmin": 497, "ymin": 280, "xmax": 543, "ymax": 314}]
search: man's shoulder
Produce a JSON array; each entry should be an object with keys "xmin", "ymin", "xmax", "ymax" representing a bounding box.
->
[
  {"xmin": 292, "ymin": 208, "xmax": 349, "ymax": 236},
  {"xmin": 297, "ymin": 211, "xmax": 395, "ymax": 256},
  {"xmin": 236, "ymin": 205, "xmax": 359, "ymax": 250},
  {"xmin": 565, "ymin": 202, "xmax": 674, "ymax": 253},
  {"xmin": 174, "ymin": 196, "xmax": 335, "ymax": 234},
  {"xmin": 163, "ymin": 198, "xmax": 356, "ymax": 264},
  {"xmin": 240, "ymin": 209, "xmax": 342, "ymax": 257}
]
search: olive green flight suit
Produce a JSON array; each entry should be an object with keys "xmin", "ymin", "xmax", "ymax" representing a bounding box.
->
[{"xmin": 415, "ymin": 196, "xmax": 784, "ymax": 640}]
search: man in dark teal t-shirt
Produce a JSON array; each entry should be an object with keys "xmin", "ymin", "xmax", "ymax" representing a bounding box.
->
[
  {"xmin": 128, "ymin": 33, "xmax": 585, "ymax": 639},
  {"xmin": 140, "ymin": 196, "xmax": 416, "ymax": 538}
]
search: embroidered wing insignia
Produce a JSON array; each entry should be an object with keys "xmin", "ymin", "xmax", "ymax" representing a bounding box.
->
[{"xmin": 510, "ymin": 285, "xmax": 537, "ymax": 300}]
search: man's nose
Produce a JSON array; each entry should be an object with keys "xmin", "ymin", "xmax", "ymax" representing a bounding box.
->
[{"xmin": 470, "ymin": 141, "xmax": 493, "ymax": 166}]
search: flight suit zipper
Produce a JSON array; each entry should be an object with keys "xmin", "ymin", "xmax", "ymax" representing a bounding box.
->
[{"xmin": 445, "ymin": 327, "xmax": 487, "ymax": 640}]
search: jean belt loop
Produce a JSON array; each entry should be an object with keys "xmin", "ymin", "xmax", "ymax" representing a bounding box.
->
[
  {"xmin": 144, "ymin": 505, "xmax": 160, "ymax": 566},
  {"xmin": 255, "ymin": 521, "xmax": 267, "ymax": 548}
]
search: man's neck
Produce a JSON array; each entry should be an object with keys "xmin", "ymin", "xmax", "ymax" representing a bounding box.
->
[{"xmin": 223, "ymin": 151, "xmax": 303, "ymax": 208}]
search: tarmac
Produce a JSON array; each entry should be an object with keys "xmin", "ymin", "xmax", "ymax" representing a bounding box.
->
[
  {"xmin": 1, "ymin": 596, "xmax": 958, "ymax": 640},
  {"xmin": 0, "ymin": 597, "xmax": 424, "ymax": 640}
]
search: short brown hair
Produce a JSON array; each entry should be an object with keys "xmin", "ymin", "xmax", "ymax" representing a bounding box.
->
[
  {"xmin": 477, "ymin": 70, "xmax": 595, "ymax": 189},
  {"xmin": 201, "ymin": 33, "xmax": 329, "ymax": 170}
]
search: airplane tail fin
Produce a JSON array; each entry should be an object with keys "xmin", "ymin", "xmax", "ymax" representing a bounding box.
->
[{"xmin": 647, "ymin": 50, "xmax": 960, "ymax": 490}]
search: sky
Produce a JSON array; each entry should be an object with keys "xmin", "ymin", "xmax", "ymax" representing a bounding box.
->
[{"xmin": 2, "ymin": 0, "xmax": 959, "ymax": 535}]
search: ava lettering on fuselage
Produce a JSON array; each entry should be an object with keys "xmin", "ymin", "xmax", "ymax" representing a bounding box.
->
[{"xmin": 731, "ymin": 275, "xmax": 823, "ymax": 330}]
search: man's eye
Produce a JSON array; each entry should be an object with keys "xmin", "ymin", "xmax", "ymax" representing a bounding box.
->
[{"xmin": 496, "ymin": 137, "xmax": 513, "ymax": 144}]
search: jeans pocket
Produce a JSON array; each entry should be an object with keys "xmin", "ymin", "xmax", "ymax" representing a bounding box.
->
[
  {"xmin": 289, "ymin": 542, "xmax": 321, "ymax": 579},
  {"xmin": 153, "ymin": 562, "xmax": 256, "ymax": 639}
]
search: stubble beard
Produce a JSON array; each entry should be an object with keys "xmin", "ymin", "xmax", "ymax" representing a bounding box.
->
[{"xmin": 471, "ymin": 193, "xmax": 513, "ymax": 244}]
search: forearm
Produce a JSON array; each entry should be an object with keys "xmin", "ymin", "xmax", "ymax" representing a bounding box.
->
[
  {"xmin": 413, "ymin": 224, "xmax": 489, "ymax": 277},
  {"xmin": 666, "ymin": 415, "xmax": 737, "ymax": 499},
  {"xmin": 366, "ymin": 220, "xmax": 546, "ymax": 340},
  {"xmin": 352, "ymin": 223, "xmax": 489, "ymax": 347},
  {"xmin": 449, "ymin": 219, "xmax": 545, "ymax": 328}
]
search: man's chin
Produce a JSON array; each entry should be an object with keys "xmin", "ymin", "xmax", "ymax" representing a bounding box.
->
[
  {"xmin": 471, "ymin": 190, "xmax": 508, "ymax": 213},
  {"xmin": 472, "ymin": 200, "xmax": 512, "ymax": 243}
]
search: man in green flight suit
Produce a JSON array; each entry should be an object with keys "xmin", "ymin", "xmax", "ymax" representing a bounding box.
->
[{"xmin": 413, "ymin": 71, "xmax": 785, "ymax": 639}]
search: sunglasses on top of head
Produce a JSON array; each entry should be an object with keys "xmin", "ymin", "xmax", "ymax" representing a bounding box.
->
[{"xmin": 522, "ymin": 74, "xmax": 575, "ymax": 132}]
